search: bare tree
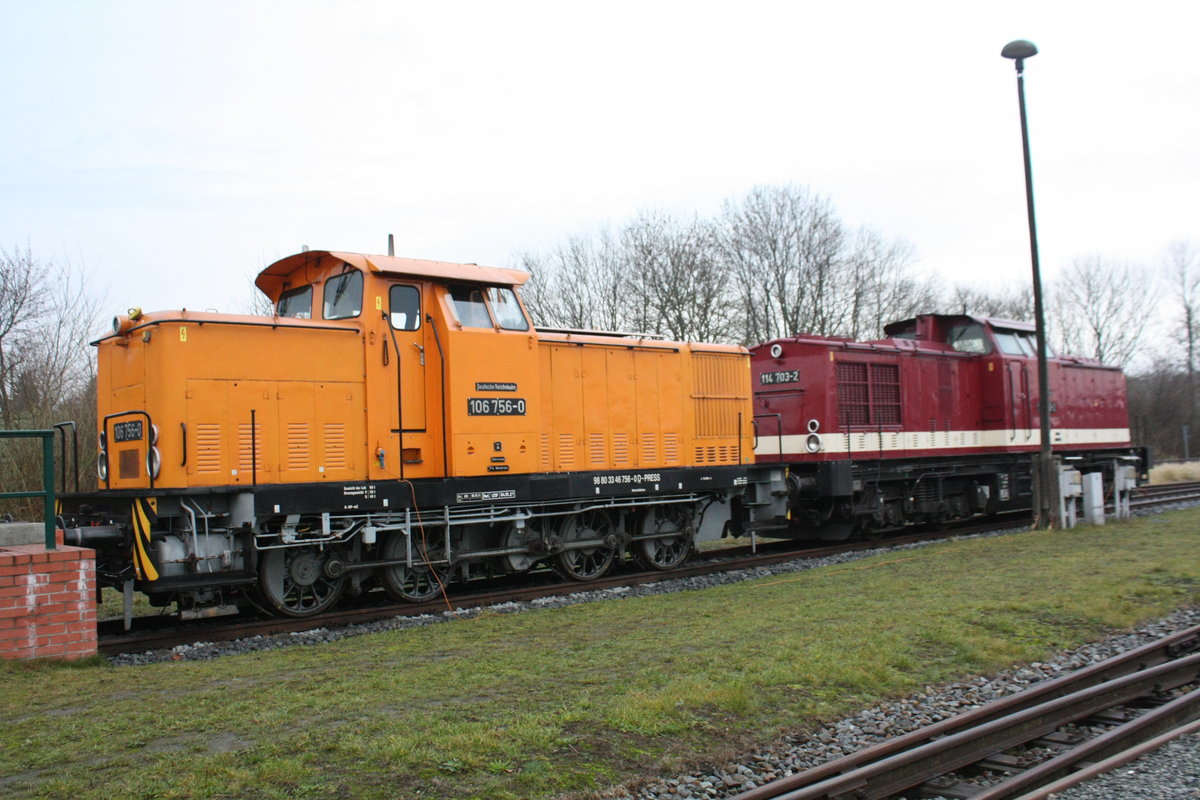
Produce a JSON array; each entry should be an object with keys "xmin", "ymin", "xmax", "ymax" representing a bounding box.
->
[
  {"xmin": 1, "ymin": 247, "xmax": 103, "ymax": 514},
  {"xmin": 516, "ymin": 227, "xmax": 629, "ymax": 331},
  {"xmin": 1051, "ymin": 255, "xmax": 1156, "ymax": 367},
  {"xmin": 0, "ymin": 247, "xmax": 42, "ymax": 431},
  {"xmin": 717, "ymin": 184, "xmax": 846, "ymax": 342},
  {"xmin": 1165, "ymin": 240, "xmax": 1199, "ymax": 426},
  {"xmin": 843, "ymin": 227, "xmax": 934, "ymax": 339},
  {"xmin": 241, "ymin": 273, "xmax": 276, "ymax": 316},
  {"xmin": 620, "ymin": 211, "xmax": 737, "ymax": 342},
  {"xmin": 948, "ymin": 283, "xmax": 1033, "ymax": 321}
]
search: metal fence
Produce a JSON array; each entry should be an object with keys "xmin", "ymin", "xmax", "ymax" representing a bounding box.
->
[{"xmin": 0, "ymin": 430, "xmax": 57, "ymax": 549}]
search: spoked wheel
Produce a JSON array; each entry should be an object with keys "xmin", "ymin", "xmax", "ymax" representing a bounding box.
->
[
  {"xmin": 556, "ymin": 510, "xmax": 617, "ymax": 581},
  {"xmin": 379, "ymin": 533, "xmax": 446, "ymax": 603},
  {"xmin": 635, "ymin": 504, "xmax": 694, "ymax": 571},
  {"xmin": 502, "ymin": 520, "xmax": 542, "ymax": 573},
  {"xmin": 257, "ymin": 545, "xmax": 346, "ymax": 617}
]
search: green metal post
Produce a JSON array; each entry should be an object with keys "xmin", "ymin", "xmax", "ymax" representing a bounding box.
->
[{"xmin": 42, "ymin": 434, "xmax": 56, "ymax": 549}]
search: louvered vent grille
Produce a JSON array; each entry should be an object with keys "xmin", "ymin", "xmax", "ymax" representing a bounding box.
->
[
  {"xmin": 588, "ymin": 433, "xmax": 607, "ymax": 467},
  {"xmin": 557, "ymin": 434, "xmax": 576, "ymax": 469},
  {"xmin": 195, "ymin": 424, "xmax": 221, "ymax": 474},
  {"xmin": 640, "ymin": 433, "xmax": 658, "ymax": 464},
  {"xmin": 663, "ymin": 433, "xmax": 681, "ymax": 465},
  {"xmin": 324, "ymin": 423, "xmax": 347, "ymax": 469},
  {"xmin": 286, "ymin": 423, "xmax": 311, "ymax": 471},
  {"xmin": 612, "ymin": 433, "xmax": 631, "ymax": 467},
  {"xmin": 237, "ymin": 423, "xmax": 264, "ymax": 473}
]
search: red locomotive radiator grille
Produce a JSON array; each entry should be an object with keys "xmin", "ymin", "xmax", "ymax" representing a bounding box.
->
[{"xmin": 836, "ymin": 362, "xmax": 902, "ymax": 427}]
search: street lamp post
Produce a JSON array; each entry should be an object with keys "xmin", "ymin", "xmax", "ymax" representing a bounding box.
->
[{"xmin": 1001, "ymin": 39, "xmax": 1055, "ymax": 529}]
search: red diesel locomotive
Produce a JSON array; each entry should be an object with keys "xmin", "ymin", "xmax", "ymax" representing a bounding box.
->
[{"xmin": 750, "ymin": 313, "xmax": 1145, "ymax": 540}]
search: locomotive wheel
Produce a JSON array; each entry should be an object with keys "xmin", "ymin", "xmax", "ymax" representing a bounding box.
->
[
  {"xmin": 634, "ymin": 504, "xmax": 693, "ymax": 571},
  {"xmin": 257, "ymin": 546, "xmax": 346, "ymax": 617},
  {"xmin": 380, "ymin": 533, "xmax": 445, "ymax": 603},
  {"xmin": 556, "ymin": 510, "xmax": 617, "ymax": 581},
  {"xmin": 502, "ymin": 521, "xmax": 541, "ymax": 573}
]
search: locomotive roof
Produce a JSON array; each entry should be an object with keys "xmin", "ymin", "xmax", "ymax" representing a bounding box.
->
[
  {"xmin": 256, "ymin": 250, "xmax": 530, "ymax": 299},
  {"xmin": 882, "ymin": 313, "xmax": 1036, "ymax": 336}
]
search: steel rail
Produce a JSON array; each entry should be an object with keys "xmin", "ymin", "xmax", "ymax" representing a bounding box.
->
[
  {"xmin": 730, "ymin": 623, "xmax": 1200, "ymax": 800},
  {"xmin": 96, "ymin": 484, "xmax": 1196, "ymax": 655},
  {"xmin": 97, "ymin": 524, "xmax": 999, "ymax": 655},
  {"xmin": 1008, "ymin": 716, "xmax": 1200, "ymax": 800},
  {"xmin": 973, "ymin": 685, "xmax": 1200, "ymax": 799},
  {"xmin": 738, "ymin": 654, "xmax": 1200, "ymax": 799}
]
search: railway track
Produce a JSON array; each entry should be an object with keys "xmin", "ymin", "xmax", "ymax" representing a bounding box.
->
[
  {"xmin": 1128, "ymin": 479, "xmax": 1200, "ymax": 509},
  {"xmin": 95, "ymin": 482, "xmax": 1198, "ymax": 657},
  {"xmin": 97, "ymin": 525, "xmax": 1000, "ymax": 656},
  {"xmin": 729, "ymin": 623, "xmax": 1200, "ymax": 800}
]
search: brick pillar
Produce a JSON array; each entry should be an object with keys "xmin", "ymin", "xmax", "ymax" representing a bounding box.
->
[{"xmin": 0, "ymin": 538, "xmax": 97, "ymax": 661}]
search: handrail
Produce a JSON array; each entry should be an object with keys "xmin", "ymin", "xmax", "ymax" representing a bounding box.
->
[
  {"xmin": 53, "ymin": 421, "xmax": 79, "ymax": 494},
  {"xmin": 0, "ymin": 429, "xmax": 57, "ymax": 549}
]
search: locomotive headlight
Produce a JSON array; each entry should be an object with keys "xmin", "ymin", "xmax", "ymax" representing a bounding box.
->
[
  {"xmin": 805, "ymin": 433, "xmax": 822, "ymax": 453},
  {"xmin": 146, "ymin": 446, "xmax": 162, "ymax": 479},
  {"xmin": 770, "ymin": 343, "xmax": 784, "ymax": 359},
  {"xmin": 807, "ymin": 419, "xmax": 820, "ymax": 433},
  {"xmin": 97, "ymin": 433, "xmax": 108, "ymax": 480}
]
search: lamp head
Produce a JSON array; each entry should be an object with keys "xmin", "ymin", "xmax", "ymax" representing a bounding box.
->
[{"xmin": 1001, "ymin": 40, "xmax": 1038, "ymax": 60}]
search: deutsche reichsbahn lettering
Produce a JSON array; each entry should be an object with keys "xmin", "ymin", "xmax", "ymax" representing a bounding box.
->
[
  {"xmin": 760, "ymin": 370, "xmax": 800, "ymax": 385},
  {"xmin": 112, "ymin": 421, "xmax": 144, "ymax": 442},
  {"xmin": 475, "ymin": 382, "xmax": 518, "ymax": 392},
  {"xmin": 467, "ymin": 397, "xmax": 527, "ymax": 416}
]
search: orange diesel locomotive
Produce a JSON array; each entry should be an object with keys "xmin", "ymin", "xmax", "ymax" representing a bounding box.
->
[{"xmin": 64, "ymin": 251, "xmax": 774, "ymax": 617}]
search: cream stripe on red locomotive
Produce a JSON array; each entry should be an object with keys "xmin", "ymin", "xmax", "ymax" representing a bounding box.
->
[{"xmin": 754, "ymin": 428, "xmax": 1132, "ymax": 457}]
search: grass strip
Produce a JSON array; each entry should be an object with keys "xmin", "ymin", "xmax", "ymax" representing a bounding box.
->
[{"xmin": 2, "ymin": 510, "xmax": 1199, "ymax": 800}]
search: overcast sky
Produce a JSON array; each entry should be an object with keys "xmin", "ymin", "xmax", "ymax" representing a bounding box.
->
[{"xmin": 2, "ymin": 1, "xmax": 1195, "ymax": 321}]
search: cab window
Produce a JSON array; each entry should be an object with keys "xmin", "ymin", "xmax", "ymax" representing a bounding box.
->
[
  {"xmin": 994, "ymin": 330, "xmax": 1027, "ymax": 356},
  {"xmin": 486, "ymin": 287, "xmax": 529, "ymax": 331},
  {"xmin": 1024, "ymin": 332, "xmax": 1053, "ymax": 357},
  {"xmin": 389, "ymin": 285, "xmax": 421, "ymax": 331},
  {"xmin": 277, "ymin": 286, "xmax": 313, "ymax": 319},
  {"xmin": 946, "ymin": 323, "xmax": 991, "ymax": 354},
  {"xmin": 324, "ymin": 270, "xmax": 363, "ymax": 320},
  {"xmin": 448, "ymin": 286, "xmax": 494, "ymax": 328}
]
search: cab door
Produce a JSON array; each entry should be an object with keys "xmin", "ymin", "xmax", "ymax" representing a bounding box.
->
[
  {"xmin": 386, "ymin": 283, "xmax": 427, "ymax": 431},
  {"xmin": 367, "ymin": 282, "xmax": 436, "ymax": 479}
]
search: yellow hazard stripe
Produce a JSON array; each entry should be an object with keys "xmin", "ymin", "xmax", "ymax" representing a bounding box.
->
[{"xmin": 131, "ymin": 499, "xmax": 159, "ymax": 582}]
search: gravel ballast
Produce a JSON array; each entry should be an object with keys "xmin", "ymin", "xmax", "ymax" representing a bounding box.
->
[
  {"xmin": 110, "ymin": 530, "xmax": 1020, "ymax": 666},
  {"xmin": 605, "ymin": 606, "xmax": 1200, "ymax": 800},
  {"xmin": 1048, "ymin": 731, "xmax": 1200, "ymax": 800},
  {"xmin": 104, "ymin": 513, "xmax": 1200, "ymax": 800}
]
